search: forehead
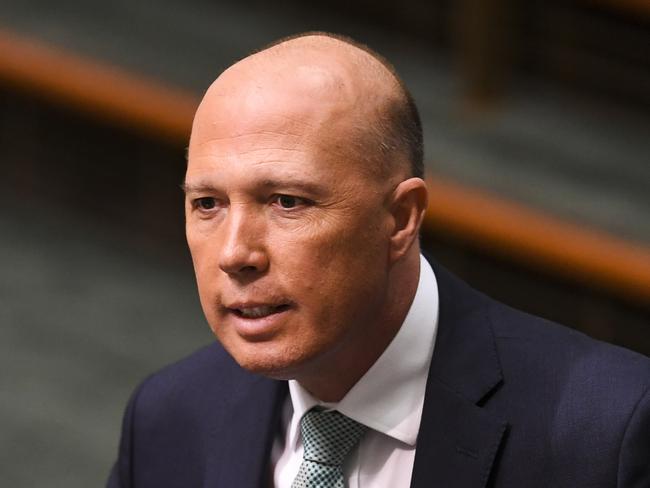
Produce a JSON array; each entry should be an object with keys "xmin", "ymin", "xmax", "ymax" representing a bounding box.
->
[
  {"xmin": 188, "ymin": 102, "xmax": 347, "ymax": 176},
  {"xmin": 186, "ymin": 131, "xmax": 358, "ymax": 196},
  {"xmin": 191, "ymin": 61, "xmax": 355, "ymax": 141},
  {"xmin": 187, "ymin": 66, "xmax": 370, "ymax": 177}
]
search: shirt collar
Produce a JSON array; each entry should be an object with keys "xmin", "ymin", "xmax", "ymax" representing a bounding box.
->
[{"xmin": 287, "ymin": 254, "xmax": 439, "ymax": 447}]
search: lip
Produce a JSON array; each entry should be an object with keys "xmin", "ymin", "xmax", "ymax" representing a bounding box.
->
[
  {"xmin": 223, "ymin": 301, "xmax": 292, "ymax": 340},
  {"xmin": 226, "ymin": 300, "xmax": 290, "ymax": 310}
]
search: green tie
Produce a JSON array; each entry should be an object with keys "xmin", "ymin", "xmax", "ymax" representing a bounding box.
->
[{"xmin": 292, "ymin": 408, "xmax": 368, "ymax": 488}]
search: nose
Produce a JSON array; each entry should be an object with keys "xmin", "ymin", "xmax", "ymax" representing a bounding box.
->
[{"xmin": 218, "ymin": 206, "xmax": 269, "ymax": 277}]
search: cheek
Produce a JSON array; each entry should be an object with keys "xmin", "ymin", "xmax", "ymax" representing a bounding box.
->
[
  {"xmin": 186, "ymin": 230, "xmax": 221, "ymax": 317},
  {"xmin": 278, "ymin": 216, "xmax": 389, "ymax": 307},
  {"xmin": 191, "ymin": 259, "xmax": 215, "ymax": 319},
  {"xmin": 187, "ymin": 241, "xmax": 209, "ymax": 290},
  {"xmin": 187, "ymin": 220, "xmax": 221, "ymax": 271}
]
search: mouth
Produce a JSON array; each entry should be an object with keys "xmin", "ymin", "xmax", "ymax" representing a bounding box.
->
[
  {"xmin": 223, "ymin": 301, "xmax": 293, "ymax": 340},
  {"xmin": 230, "ymin": 303, "xmax": 291, "ymax": 319}
]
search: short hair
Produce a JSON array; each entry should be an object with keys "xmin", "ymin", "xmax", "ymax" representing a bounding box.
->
[{"xmin": 254, "ymin": 32, "xmax": 424, "ymax": 179}]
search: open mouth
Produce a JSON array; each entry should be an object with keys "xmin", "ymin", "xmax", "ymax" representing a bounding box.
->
[{"xmin": 231, "ymin": 304, "xmax": 291, "ymax": 319}]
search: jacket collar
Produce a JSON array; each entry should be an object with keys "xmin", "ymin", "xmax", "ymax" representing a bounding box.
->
[
  {"xmin": 203, "ymin": 372, "xmax": 287, "ymax": 488},
  {"xmin": 410, "ymin": 259, "xmax": 507, "ymax": 488}
]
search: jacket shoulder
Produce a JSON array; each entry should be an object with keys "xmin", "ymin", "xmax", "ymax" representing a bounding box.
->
[
  {"xmin": 489, "ymin": 299, "xmax": 650, "ymax": 389},
  {"xmin": 132, "ymin": 341, "xmax": 259, "ymax": 419},
  {"xmin": 484, "ymin": 299, "xmax": 650, "ymax": 486},
  {"xmin": 112, "ymin": 342, "xmax": 277, "ymax": 487}
]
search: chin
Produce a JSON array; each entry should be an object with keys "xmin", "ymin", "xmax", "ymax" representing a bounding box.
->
[{"xmin": 221, "ymin": 338, "xmax": 310, "ymax": 380}]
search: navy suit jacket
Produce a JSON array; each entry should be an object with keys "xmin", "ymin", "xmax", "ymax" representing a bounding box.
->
[{"xmin": 108, "ymin": 261, "xmax": 650, "ymax": 487}]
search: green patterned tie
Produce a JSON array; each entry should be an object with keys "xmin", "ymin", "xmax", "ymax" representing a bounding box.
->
[{"xmin": 292, "ymin": 408, "xmax": 368, "ymax": 488}]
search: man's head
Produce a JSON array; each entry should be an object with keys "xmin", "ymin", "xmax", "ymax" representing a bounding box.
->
[{"xmin": 184, "ymin": 33, "xmax": 428, "ymax": 401}]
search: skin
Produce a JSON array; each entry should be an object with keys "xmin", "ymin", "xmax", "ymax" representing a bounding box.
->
[{"xmin": 184, "ymin": 35, "xmax": 428, "ymax": 402}]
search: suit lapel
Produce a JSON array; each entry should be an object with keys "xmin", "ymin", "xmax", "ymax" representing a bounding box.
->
[
  {"xmin": 410, "ymin": 261, "xmax": 508, "ymax": 488},
  {"xmin": 203, "ymin": 374, "xmax": 287, "ymax": 488},
  {"xmin": 410, "ymin": 379, "xmax": 507, "ymax": 488}
]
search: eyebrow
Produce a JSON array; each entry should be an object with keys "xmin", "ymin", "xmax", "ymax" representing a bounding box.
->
[
  {"xmin": 181, "ymin": 181, "xmax": 215, "ymax": 194},
  {"xmin": 258, "ymin": 178, "xmax": 327, "ymax": 195},
  {"xmin": 181, "ymin": 178, "xmax": 328, "ymax": 196}
]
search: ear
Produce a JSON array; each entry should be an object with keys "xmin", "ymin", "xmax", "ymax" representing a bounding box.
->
[{"xmin": 388, "ymin": 177, "xmax": 428, "ymax": 264}]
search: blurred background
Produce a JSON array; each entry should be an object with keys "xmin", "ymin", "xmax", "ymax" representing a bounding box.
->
[{"xmin": 0, "ymin": 0, "xmax": 648, "ymax": 485}]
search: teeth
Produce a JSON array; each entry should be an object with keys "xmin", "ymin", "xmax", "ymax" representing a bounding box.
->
[{"xmin": 238, "ymin": 306, "xmax": 276, "ymax": 318}]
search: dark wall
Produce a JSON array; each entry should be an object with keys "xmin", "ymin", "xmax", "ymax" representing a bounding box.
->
[{"xmin": 0, "ymin": 87, "xmax": 187, "ymax": 260}]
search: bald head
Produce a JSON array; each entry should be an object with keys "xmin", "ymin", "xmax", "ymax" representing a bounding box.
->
[{"xmin": 191, "ymin": 33, "xmax": 423, "ymax": 180}]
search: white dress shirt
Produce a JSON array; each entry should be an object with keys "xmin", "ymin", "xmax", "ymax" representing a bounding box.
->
[{"xmin": 272, "ymin": 254, "xmax": 439, "ymax": 487}]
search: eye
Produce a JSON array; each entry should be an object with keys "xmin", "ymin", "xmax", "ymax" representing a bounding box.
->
[
  {"xmin": 272, "ymin": 194, "xmax": 312, "ymax": 210},
  {"xmin": 277, "ymin": 195, "xmax": 298, "ymax": 209},
  {"xmin": 194, "ymin": 197, "xmax": 218, "ymax": 211}
]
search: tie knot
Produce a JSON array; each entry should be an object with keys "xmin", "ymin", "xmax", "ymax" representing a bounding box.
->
[{"xmin": 300, "ymin": 408, "xmax": 368, "ymax": 467}]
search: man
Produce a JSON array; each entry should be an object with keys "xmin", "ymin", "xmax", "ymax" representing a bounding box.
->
[{"xmin": 108, "ymin": 33, "xmax": 650, "ymax": 487}]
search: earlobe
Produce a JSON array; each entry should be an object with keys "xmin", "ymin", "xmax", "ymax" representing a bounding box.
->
[{"xmin": 388, "ymin": 178, "xmax": 428, "ymax": 263}]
